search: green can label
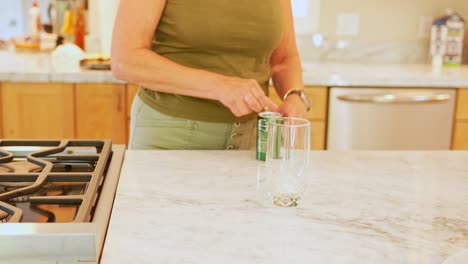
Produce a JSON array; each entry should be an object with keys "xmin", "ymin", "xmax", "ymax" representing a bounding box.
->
[{"xmin": 256, "ymin": 112, "xmax": 282, "ymax": 161}]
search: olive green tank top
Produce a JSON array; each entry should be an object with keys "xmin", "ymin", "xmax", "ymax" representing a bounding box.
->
[{"xmin": 139, "ymin": 0, "xmax": 283, "ymax": 123}]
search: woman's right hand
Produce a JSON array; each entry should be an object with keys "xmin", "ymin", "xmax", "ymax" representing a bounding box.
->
[{"xmin": 216, "ymin": 77, "xmax": 279, "ymax": 117}]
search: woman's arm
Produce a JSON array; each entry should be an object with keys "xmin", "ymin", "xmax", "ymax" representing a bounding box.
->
[
  {"xmin": 270, "ymin": 0, "xmax": 308, "ymax": 118},
  {"xmin": 112, "ymin": 0, "xmax": 277, "ymax": 117}
]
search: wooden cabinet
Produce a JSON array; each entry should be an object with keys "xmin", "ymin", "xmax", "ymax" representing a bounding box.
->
[
  {"xmin": 310, "ymin": 120, "xmax": 326, "ymax": 150},
  {"xmin": 75, "ymin": 84, "xmax": 127, "ymax": 144},
  {"xmin": 269, "ymin": 86, "xmax": 328, "ymax": 150},
  {"xmin": 453, "ymin": 121, "xmax": 468, "ymax": 150},
  {"xmin": 1, "ymin": 83, "xmax": 75, "ymax": 139},
  {"xmin": 453, "ymin": 89, "xmax": 468, "ymax": 149},
  {"xmin": 455, "ymin": 89, "xmax": 468, "ymax": 120}
]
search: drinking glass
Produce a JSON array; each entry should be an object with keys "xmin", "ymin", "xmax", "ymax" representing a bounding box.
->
[{"xmin": 265, "ymin": 117, "xmax": 310, "ymax": 207}]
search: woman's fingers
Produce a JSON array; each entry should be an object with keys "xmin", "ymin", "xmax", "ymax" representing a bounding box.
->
[
  {"xmin": 219, "ymin": 77, "xmax": 280, "ymax": 116},
  {"xmin": 233, "ymin": 99, "xmax": 253, "ymax": 117},
  {"xmin": 248, "ymin": 81, "xmax": 279, "ymax": 112},
  {"xmin": 243, "ymin": 93, "xmax": 264, "ymax": 112},
  {"xmin": 261, "ymin": 97, "xmax": 279, "ymax": 112}
]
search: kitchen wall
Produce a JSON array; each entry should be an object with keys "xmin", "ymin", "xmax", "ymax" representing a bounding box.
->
[
  {"xmin": 298, "ymin": 0, "xmax": 468, "ymax": 63},
  {"xmin": 0, "ymin": 0, "xmax": 52, "ymax": 39},
  {"xmin": 88, "ymin": 0, "xmax": 119, "ymax": 55},
  {"xmin": 2, "ymin": 0, "xmax": 467, "ymax": 64}
]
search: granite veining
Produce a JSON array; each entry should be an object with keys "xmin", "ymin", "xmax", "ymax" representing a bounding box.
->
[{"xmin": 101, "ymin": 151, "xmax": 468, "ymax": 264}]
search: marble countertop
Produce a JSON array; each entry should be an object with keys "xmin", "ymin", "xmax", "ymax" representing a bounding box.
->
[
  {"xmin": 0, "ymin": 51, "xmax": 121, "ymax": 84},
  {"xmin": 302, "ymin": 63, "xmax": 468, "ymax": 88},
  {"xmin": 101, "ymin": 151, "xmax": 468, "ymax": 264},
  {"xmin": 1, "ymin": 51, "xmax": 468, "ymax": 87}
]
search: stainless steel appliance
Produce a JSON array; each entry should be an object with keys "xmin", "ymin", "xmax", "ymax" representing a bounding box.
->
[
  {"xmin": 0, "ymin": 139, "xmax": 125, "ymax": 263},
  {"xmin": 327, "ymin": 87, "xmax": 456, "ymax": 150}
]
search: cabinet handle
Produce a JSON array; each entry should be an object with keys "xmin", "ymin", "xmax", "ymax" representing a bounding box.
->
[
  {"xmin": 116, "ymin": 90, "xmax": 122, "ymax": 112},
  {"xmin": 337, "ymin": 93, "xmax": 451, "ymax": 104}
]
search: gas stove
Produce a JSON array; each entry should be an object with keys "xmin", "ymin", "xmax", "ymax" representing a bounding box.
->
[{"xmin": 0, "ymin": 139, "xmax": 125, "ymax": 263}]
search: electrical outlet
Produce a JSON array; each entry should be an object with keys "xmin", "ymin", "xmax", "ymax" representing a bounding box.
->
[
  {"xmin": 336, "ymin": 13, "xmax": 360, "ymax": 36},
  {"xmin": 418, "ymin": 16, "xmax": 433, "ymax": 38}
]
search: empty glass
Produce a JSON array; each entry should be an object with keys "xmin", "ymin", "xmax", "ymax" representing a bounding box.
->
[{"xmin": 265, "ymin": 117, "xmax": 310, "ymax": 207}]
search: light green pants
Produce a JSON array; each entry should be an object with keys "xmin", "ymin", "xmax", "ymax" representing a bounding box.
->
[{"xmin": 129, "ymin": 95, "xmax": 257, "ymax": 150}]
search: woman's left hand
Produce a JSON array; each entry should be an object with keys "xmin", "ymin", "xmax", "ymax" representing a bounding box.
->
[{"xmin": 278, "ymin": 94, "xmax": 308, "ymax": 118}]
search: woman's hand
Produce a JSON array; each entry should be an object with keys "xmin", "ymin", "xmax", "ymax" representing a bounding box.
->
[
  {"xmin": 278, "ymin": 94, "xmax": 308, "ymax": 118},
  {"xmin": 217, "ymin": 77, "xmax": 279, "ymax": 117}
]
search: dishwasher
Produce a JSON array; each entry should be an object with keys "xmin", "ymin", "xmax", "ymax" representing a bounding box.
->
[{"xmin": 327, "ymin": 87, "xmax": 456, "ymax": 150}]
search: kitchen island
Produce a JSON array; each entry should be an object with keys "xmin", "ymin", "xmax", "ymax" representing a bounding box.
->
[{"xmin": 101, "ymin": 151, "xmax": 468, "ymax": 264}]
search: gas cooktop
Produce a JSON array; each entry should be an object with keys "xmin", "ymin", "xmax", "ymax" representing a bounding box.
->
[{"xmin": 0, "ymin": 139, "xmax": 113, "ymax": 223}]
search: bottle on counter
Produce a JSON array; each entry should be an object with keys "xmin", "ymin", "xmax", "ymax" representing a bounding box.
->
[
  {"xmin": 45, "ymin": 0, "xmax": 56, "ymax": 33},
  {"xmin": 74, "ymin": 0, "xmax": 86, "ymax": 50},
  {"xmin": 60, "ymin": 3, "xmax": 75, "ymax": 42},
  {"xmin": 430, "ymin": 9, "xmax": 465, "ymax": 68},
  {"xmin": 29, "ymin": 0, "xmax": 41, "ymax": 37}
]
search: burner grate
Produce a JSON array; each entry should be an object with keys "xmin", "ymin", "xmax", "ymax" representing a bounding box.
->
[{"xmin": 0, "ymin": 140, "xmax": 112, "ymax": 223}]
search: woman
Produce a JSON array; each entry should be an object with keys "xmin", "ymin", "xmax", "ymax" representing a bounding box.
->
[{"xmin": 112, "ymin": 0, "xmax": 310, "ymax": 150}]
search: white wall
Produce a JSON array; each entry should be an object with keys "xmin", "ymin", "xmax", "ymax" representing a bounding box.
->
[
  {"xmin": 0, "ymin": 0, "xmax": 24, "ymax": 39},
  {"xmin": 88, "ymin": 0, "xmax": 119, "ymax": 55},
  {"xmin": 0, "ymin": 0, "xmax": 50, "ymax": 39}
]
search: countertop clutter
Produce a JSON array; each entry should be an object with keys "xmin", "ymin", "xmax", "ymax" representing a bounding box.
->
[
  {"xmin": 0, "ymin": 51, "xmax": 120, "ymax": 84},
  {"xmin": 1, "ymin": 51, "xmax": 468, "ymax": 87},
  {"xmin": 101, "ymin": 151, "xmax": 468, "ymax": 264}
]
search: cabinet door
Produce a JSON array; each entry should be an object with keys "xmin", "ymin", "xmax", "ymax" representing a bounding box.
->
[
  {"xmin": 75, "ymin": 84, "xmax": 127, "ymax": 144},
  {"xmin": 453, "ymin": 121, "xmax": 468, "ymax": 150},
  {"xmin": 455, "ymin": 89, "xmax": 468, "ymax": 120},
  {"xmin": 1, "ymin": 83, "xmax": 75, "ymax": 139},
  {"xmin": 304, "ymin": 87, "xmax": 328, "ymax": 120},
  {"xmin": 453, "ymin": 89, "xmax": 468, "ymax": 149},
  {"xmin": 311, "ymin": 120, "xmax": 326, "ymax": 150}
]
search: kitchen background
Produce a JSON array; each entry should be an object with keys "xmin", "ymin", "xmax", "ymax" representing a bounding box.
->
[
  {"xmin": 297, "ymin": 0, "xmax": 468, "ymax": 64},
  {"xmin": 1, "ymin": 0, "xmax": 467, "ymax": 63},
  {"xmin": 0, "ymin": 0, "xmax": 467, "ymax": 151}
]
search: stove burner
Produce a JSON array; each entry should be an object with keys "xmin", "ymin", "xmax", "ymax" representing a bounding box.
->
[{"xmin": 0, "ymin": 140, "xmax": 112, "ymax": 223}]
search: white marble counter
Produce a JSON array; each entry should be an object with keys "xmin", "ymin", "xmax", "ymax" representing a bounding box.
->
[
  {"xmin": 101, "ymin": 151, "xmax": 468, "ymax": 264},
  {"xmin": 0, "ymin": 51, "xmax": 121, "ymax": 83},
  {"xmin": 1, "ymin": 51, "xmax": 468, "ymax": 87},
  {"xmin": 302, "ymin": 63, "xmax": 468, "ymax": 88}
]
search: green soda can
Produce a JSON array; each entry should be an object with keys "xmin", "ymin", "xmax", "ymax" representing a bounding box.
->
[{"xmin": 256, "ymin": 112, "xmax": 282, "ymax": 161}]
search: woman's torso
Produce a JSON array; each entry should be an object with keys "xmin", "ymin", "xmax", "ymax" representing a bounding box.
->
[{"xmin": 139, "ymin": 0, "xmax": 283, "ymax": 123}]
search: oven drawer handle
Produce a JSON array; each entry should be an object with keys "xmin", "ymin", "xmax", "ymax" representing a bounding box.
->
[{"xmin": 337, "ymin": 93, "xmax": 451, "ymax": 104}]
